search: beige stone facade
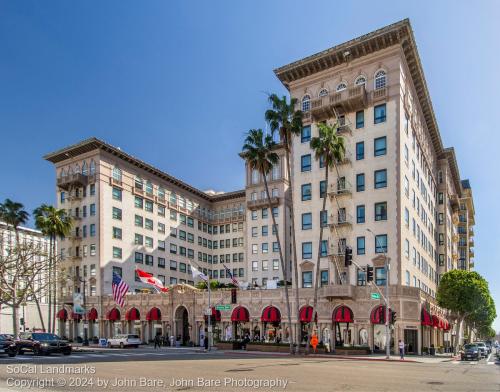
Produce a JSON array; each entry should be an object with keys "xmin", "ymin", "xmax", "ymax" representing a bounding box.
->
[{"xmin": 45, "ymin": 19, "xmax": 473, "ymax": 354}]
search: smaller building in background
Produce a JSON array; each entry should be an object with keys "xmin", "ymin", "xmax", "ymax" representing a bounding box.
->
[{"xmin": 0, "ymin": 222, "xmax": 50, "ymax": 334}]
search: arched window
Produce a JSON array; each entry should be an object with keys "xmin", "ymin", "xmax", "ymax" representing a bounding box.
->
[
  {"xmin": 145, "ymin": 180, "xmax": 153, "ymax": 195},
  {"xmin": 60, "ymin": 168, "xmax": 66, "ymax": 178},
  {"xmin": 112, "ymin": 166, "xmax": 122, "ymax": 182},
  {"xmin": 89, "ymin": 160, "xmax": 96, "ymax": 175},
  {"xmin": 302, "ymin": 95, "xmax": 311, "ymax": 112},
  {"xmin": 68, "ymin": 166, "xmax": 74, "ymax": 175},
  {"xmin": 251, "ymin": 169, "xmax": 260, "ymax": 184},
  {"xmin": 74, "ymin": 164, "xmax": 80, "ymax": 174},
  {"xmin": 355, "ymin": 75, "xmax": 366, "ymax": 86},
  {"xmin": 135, "ymin": 176, "xmax": 143, "ymax": 190},
  {"xmin": 336, "ymin": 82, "xmax": 347, "ymax": 92},
  {"xmin": 374, "ymin": 70, "xmax": 386, "ymax": 90},
  {"xmin": 81, "ymin": 161, "xmax": 88, "ymax": 175},
  {"xmin": 318, "ymin": 88, "xmax": 329, "ymax": 97}
]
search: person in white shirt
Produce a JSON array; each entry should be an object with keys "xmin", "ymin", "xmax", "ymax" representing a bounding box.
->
[{"xmin": 398, "ymin": 339, "xmax": 405, "ymax": 360}]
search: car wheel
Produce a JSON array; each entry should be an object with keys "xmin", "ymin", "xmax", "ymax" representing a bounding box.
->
[
  {"xmin": 119, "ymin": 342, "xmax": 124, "ymax": 349},
  {"xmin": 63, "ymin": 352, "xmax": 71, "ymax": 356},
  {"xmin": 107, "ymin": 342, "xmax": 112, "ymax": 348},
  {"xmin": 33, "ymin": 348, "xmax": 41, "ymax": 356}
]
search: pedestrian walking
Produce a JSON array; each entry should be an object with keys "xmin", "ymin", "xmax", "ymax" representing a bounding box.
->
[
  {"xmin": 310, "ymin": 334, "xmax": 319, "ymax": 354},
  {"xmin": 154, "ymin": 333, "xmax": 161, "ymax": 350},
  {"xmin": 399, "ymin": 339, "xmax": 405, "ymax": 360},
  {"xmin": 204, "ymin": 328, "xmax": 209, "ymax": 351}
]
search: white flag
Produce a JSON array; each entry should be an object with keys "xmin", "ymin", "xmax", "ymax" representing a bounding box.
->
[{"xmin": 191, "ymin": 265, "xmax": 208, "ymax": 281}]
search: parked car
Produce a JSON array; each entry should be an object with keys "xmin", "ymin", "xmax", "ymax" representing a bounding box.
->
[
  {"xmin": 17, "ymin": 332, "xmax": 71, "ymax": 356},
  {"xmin": 0, "ymin": 335, "xmax": 18, "ymax": 357},
  {"xmin": 461, "ymin": 344, "xmax": 480, "ymax": 361},
  {"xmin": 106, "ymin": 334, "xmax": 141, "ymax": 348},
  {"xmin": 475, "ymin": 342, "xmax": 488, "ymax": 358}
]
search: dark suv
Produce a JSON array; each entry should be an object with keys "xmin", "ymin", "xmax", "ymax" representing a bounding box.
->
[
  {"xmin": 17, "ymin": 333, "xmax": 71, "ymax": 356},
  {"xmin": 0, "ymin": 335, "xmax": 18, "ymax": 357}
]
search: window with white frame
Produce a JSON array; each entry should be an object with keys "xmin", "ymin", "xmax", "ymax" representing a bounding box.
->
[
  {"xmin": 374, "ymin": 70, "xmax": 386, "ymax": 90},
  {"xmin": 355, "ymin": 75, "xmax": 366, "ymax": 85},
  {"xmin": 318, "ymin": 88, "xmax": 328, "ymax": 97},
  {"xmin": 302, "ymin": 95, "xmax": 311, "ymax": 112},
  {"xmin": 336, "ymin": 82, "xmax": 347, "ymax": 92},
  {"xmin": 112, "ymin": 166, "xmax": 122, "ymax": 182}
]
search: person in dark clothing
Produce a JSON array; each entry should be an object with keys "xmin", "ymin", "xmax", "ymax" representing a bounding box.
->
[
  {"xmin": 204, "ymin": 328, "xmax": 209, "ymax": 351},
  {"xmin": 154, "ymin": 334, "xmax": 161, "ymax": 349}
]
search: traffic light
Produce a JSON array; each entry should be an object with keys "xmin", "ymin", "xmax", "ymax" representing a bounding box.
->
[
  {"xmin": 231, "ymin": 288, "xmax": 237, "ymax": 304},
  {"xmin": 391, "ymin": 311, "xmax": 397, "ymax": 324},
  {"xmin": 366, "ymin": 265, "xmax": 374, "ymax": 282},
  {"xmin": 344, "ymin": 246, "xmax": 353, "ymax": 267}
]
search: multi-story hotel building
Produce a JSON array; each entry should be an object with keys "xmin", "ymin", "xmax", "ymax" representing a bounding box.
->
[{"xmin": 45, "ymin": 19, "xmax": 474, "ymax": 353}]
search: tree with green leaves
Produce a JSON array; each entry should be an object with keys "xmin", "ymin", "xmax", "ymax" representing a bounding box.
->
[
  {"xmin": 33, "ymin": 204, "xmax": 72, "ymax": 333},
  {"xmin": 305, "ymin": 122, "xmax": 345, "ymax": 354},
  {"xmin": 241, "ymin": 129, "xmax": 294, "ymax": 353},
  {"xmin": 0, "ymin": 199, "xmax": 46, "ymax": 333},
  {"xmin": 265, "ymin": 94, "xmax": 303, "ymax": 351},
  {"xmin": 437, "ymin": 270, "xmax": 495, "ymax": 353}
]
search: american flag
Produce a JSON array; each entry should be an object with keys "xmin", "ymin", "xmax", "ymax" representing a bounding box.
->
[
  {"xmin": 223, "ymin": 264, "xmax": 239, "ymax": 287},
  {"xmin": 112, "ymin": 272, "xmax": 129, "ymax": 307}
]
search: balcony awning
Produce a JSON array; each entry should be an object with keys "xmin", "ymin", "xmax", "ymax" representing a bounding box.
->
[
  {"xmin": 421, "ymin": 308, "xmax": 433, "ymax": 326},
  {"xmin": 231, "ymin": 306, "xmax": 249, "ymax": 322},
  {"xmin": 87, "ymin": 308, "xmax": 98, "ymax": 321},
  {"xmin": 57, "ymin": 308, "xmax": 68, "ymax": 321},
  {"xmin": 146, "ymin": 307, "xmax": 161, "ymax": 321},
  {"xmin": 125, "ymin": 307, "xmax": 141, "ymax": 321},
  {"xmin": 333, "ymin": 305, "xmax": 354, "ymax": 323},
  {"xmin": 261, "ymin": 306, "xmax": 281, "ymax": 323},
  {"xmin": 107, "ymin": 308, "xmax": 121, "ymax": 321},
  {"xmin": 299, "ymin": 306, "xmax": 317, "ymax": 323},
  {"xmin": 204, "ymin": 307, "xmax": 221, "ymax": 323}
]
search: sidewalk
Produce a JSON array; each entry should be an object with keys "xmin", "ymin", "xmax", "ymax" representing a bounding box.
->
[{"xmin": 223, "ymin": 350, "xmax": 459, "ymax": 364}]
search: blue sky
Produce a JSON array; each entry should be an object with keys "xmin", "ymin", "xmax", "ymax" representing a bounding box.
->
[{"xmin": 1, "ymin": 0, "xmax": 499, "ymax": 332}]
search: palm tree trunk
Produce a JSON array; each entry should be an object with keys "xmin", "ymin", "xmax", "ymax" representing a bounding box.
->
[
  {"xmin": 263, "ymin": 174, "xmax": 293, "ymax": 354},
  {"xmin": 47, "ymin": 235, "xmax": 53, "ymax": 333},
  {"xmin": 284, "ymin": 137, "xmax": 301, "ymax": 353},
  {"xmin": 51, "ymin": 237, "xmax": 57, "ymax": 334},
  {"xmin": 306, "ymin": 167, "xmax": 329, "ymax": 354}
]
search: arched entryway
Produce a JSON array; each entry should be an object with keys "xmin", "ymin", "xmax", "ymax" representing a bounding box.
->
[
  {"xmin": 125, "ymin": 307, "xmax": 141, "ymax": 338},
  {"xmin": 56, "ymin": 308, "xmax": 68, "ymax": 339},
  {"xmin": 87, "ymin": 308, "xmax": 98, "ymax": 340},
  {"xmin": 261, "ymin": 306, "xmax": 281, "ymax": 343},
  {"xmin": 332, "ymin": 305, "xmax": 354, "ymax": 347},
  {"xmin": 146, "ymin": 307, "xmax": 162, "ymax": 343},
  {"xmin": 174, "ymin": 306, "xmax": 190, "ymax": 346},
  {"xmin": 107, "ymin": 308, "xmax": 122, "ymax": 338},
  {"xmin": 71, "ymin": 312, "xmax": 83, "ymax": 342},
  {"xmin": 231, "ymin": 306, "xmax": 250, "ymax": 341},
  {"xmin": 370, "ymin": 305, "xmax": 393, "ymax": 353},
  {"xmin": 299, "ymin": 305, "xmax": 317, "ymax": 344}
]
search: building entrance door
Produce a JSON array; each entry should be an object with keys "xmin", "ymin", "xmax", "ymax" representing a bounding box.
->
[{"xmin": 404, "ymin": 329, "xmax": 418, "ymax": 354}]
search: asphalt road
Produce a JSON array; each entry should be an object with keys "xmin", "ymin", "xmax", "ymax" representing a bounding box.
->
[{"xmin": 0, "ymin": 348, "xmax": 498, "ymax": 392}]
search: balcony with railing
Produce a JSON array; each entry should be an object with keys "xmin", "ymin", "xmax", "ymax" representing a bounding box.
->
[
  {"xmin": 469, "ymin": 239, "xmax": 474, "ymax": 247},
  {"xmin": 247, "ymin": 196, "xmax": 280, "ymax": 209},
  {"xmin": 469, "ymin": 248, "xmax": 474, "ymax": 258},
  {"xmin": 319, "ymin": 284, "xmax": 354, "ymax": 299},
  {"xmin": 57, "ymin": 173, "xmax": 89, "ymax": 190},
  {"xmin": 309, "ymin": 85, "xmax": 368, "ymax": 121},
  {"xmin": 372, "ymin": 86, "xmax": 388, "ymax": 102},
  {"xmin": 328, "ymin": 180, "xmax": 352, "ymax": 197},
  {"xmin": 329, "ymin": 212, "xmax": 353, "ymax": 228}
]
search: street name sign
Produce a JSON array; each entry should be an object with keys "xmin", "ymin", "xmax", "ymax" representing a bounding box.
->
[{"xmin": 370, "ymin": 293, "xmax": 380, "ymax": 300}]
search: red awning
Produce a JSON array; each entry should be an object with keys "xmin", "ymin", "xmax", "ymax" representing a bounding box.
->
[
  {"xmin": 107, "ymin": 308, "xmax": 121, "ymax": 321},
  {"xmin": 261, "ymin": 306, "xmax": 281, "ymax": 323},
  {"xmin": 421, "ymin": 308, "xmax": 433, "ymax": 326},
  {"xmin": 87, "ymin": 308, "xmax": 98, "ymax": 321},
  {"xmin": 71, "ymin": 312, "xmax": 82, "ymax": 320},
  {"xmin": 125, "ymin": 308, "xmax": 141, "ymax": 321},
  {"xmin": 370, "ymin": 305, "xmax": 387, "ymax": 324},
  {"xmin": 57, "ymin": 308, "xmax": 68, "ymax": 321},
  {"xmin": 204, "ymin": 307, "xmax": 221, "ymax": 323},
  {"xmin": 444, "ymin": 321, "xmax": 451, "ymax": 331},
  {"xmin": 299, "ymin": 306, "xmax": 317, "ymax": 323},
  {"xmin": 231, "ymin": 306, "xmax": 249, "ymax": 322},
  {"xmin": 333, "ymin": 305, "xmax": 354, "ymax": 323},
  {"xmin": 146, "ymin": 307, "xmax": 161, "ymax": 321}
]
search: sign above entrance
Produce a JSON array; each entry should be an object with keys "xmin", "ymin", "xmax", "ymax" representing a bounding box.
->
[
  {"xmin": 216, "ymin": 304, "xmax": 231, "ymax": 311},
  {"xmin": 370, "ymin": 293, "xmax": 381, "ymax": 300}
]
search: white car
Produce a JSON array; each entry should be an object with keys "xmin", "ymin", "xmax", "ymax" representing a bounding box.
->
[{"xmin": 106, "ymin": 334, "xmax": 141, "ymax": 348}]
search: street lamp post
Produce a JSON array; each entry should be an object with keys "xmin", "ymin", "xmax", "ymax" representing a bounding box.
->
[
  {"xmin": 79, "ymin": 277, "xmax": 89, "ymax": 347},
  {"xmin": 367, "ymin": 229, "xmax": 390, "ymax": 359}
]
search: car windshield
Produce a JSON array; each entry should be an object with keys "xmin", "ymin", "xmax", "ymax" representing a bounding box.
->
[
  {"xmin": 32, "ymin": 333, "xmax": 60, "ymax": 341},
  {"xmin": 464, "ymin": 344, "xmax": 477, "ymax": 349}
]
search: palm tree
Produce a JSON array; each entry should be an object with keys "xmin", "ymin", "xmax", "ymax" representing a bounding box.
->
[
  {"xmin": 0, "ymin": 199, "xmax": 46, "ymax": 333},
  {"xmin": 241, "ymin": 129, "xmax": 294, "ymax": 354},
  {"xmin": 306, "ymin": 122, "xmax": 345, "ymax": 354},
  {"xmin": 265, "ymin": 94, "xmax": 303, "ymax": 351},
  {"xmin": 33, "ymin": 205, "xmax": 72, "ymax": 333}
]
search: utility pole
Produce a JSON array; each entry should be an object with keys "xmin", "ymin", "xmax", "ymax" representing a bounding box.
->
[{"xmin": 367, "ymin": 229, "xmax": 390, "ymax": 359}]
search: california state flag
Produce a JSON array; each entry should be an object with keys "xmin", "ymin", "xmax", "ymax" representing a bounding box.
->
[{"xmin": 135, "ymin": 268, "xmax": 169, "ymax": 292}]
